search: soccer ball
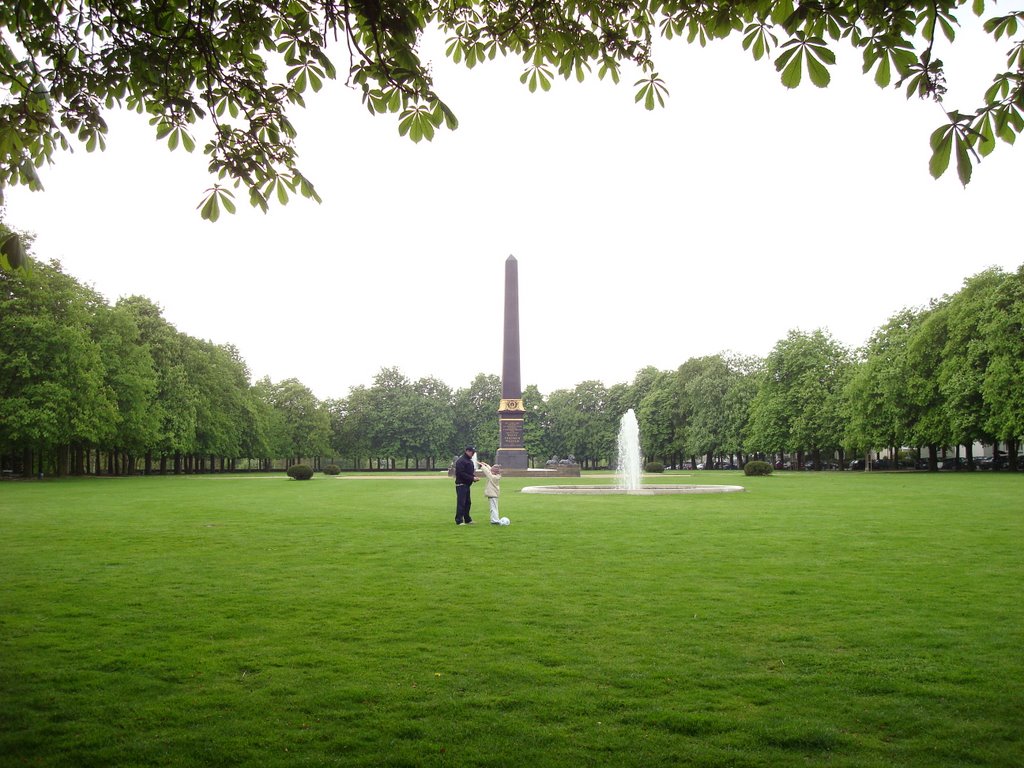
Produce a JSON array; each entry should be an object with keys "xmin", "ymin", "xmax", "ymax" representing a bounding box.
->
[{"xmin": 500, "ymin": 517, "xmax": 511, "ymax": 526}]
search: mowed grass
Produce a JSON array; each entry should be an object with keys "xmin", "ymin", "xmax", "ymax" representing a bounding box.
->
[{"xmin": 1, "ymin": 471, "xmax": 1021, "ymax": 768}]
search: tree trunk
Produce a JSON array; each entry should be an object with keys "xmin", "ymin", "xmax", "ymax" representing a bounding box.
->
[{"xmin": 928, "ymin": 444, "xmax": 939, "ymax": 471}]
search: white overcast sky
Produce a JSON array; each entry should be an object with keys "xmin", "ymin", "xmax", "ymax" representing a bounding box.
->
[{"xmin": 5, "ymin": 12, "xmax": 1022, "ymax": 401}]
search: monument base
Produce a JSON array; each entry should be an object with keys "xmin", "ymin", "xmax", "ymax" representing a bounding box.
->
[{"xmin": 495, "ymin": 448, "xmax": 529, "ymax": 470}]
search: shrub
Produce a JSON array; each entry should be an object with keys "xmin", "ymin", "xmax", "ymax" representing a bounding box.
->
[
  {"xmin": 743, "ymin": 460, "xmax": 773, "ymax": 477},
  {"xmin": 322, "ymin": 464, "xmax": 341, "ymax": 475},
  {"xmin": 644, "ymin": 462, "xmax": 665, "ymax": 473},
  {"xmin": 287, "ymin": 464, "xmax": 314, "ymax": 480}
]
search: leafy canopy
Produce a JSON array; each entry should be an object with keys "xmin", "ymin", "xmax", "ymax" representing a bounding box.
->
[{"xmin": 2, "ymin": 0, "xmax": 1021, "ymax": 219}]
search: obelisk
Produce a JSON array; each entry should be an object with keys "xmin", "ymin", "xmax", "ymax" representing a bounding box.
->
[{"xmin": 496, "ymin": 255, "xmax": 529, "ymax": 469}]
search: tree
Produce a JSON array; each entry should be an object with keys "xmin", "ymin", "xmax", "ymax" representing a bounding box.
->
[
  {"xmin": 330, "ymin": 386, "xmax": 375, "ymax": 469},
  {"xmin": 544, "ymin": 380, "xmax": 614, "ymax": 468},
  {"xmin": 905, "ymin": 300, "xmax": 953, "ymax": 467},
  {"xmin": 980, "ymin": 265, "xmax": 1024, "ymax": 468},
  {"xmin": 572, "ymin": 380, "xmax": 616, "ymax": 469},
  {"xmin": 521, "ymin": 383, "xmax": 550, "ymax": 466},
  {"xmin": 118, "ymin": 296, "xmax": 199, "ymax": 472},
  {"xmin": 182, "ymin": 338, "xmax": 252, "ymax": 470},
  {"xmin": 363, "ymin": 367, "xmax": 415, "ymax": 468},
  {"xmin": 253, "ymin": 376, "xmax": 331, "ymax": 464},
  {"xmin": 629, "ymin": 366, "xmax": 667, "ymax": 413},
  {"xmin": 637, "ymin": 372, "xmax": 682, "ymax": 465},
  {"xmin": 409, "ymin": 375, "xmax": 455, "ymax": 469},
  {"xmin": 747, "ymin": 329, "xmax": 852, "ymax": 467},
  {"xmin": 361, "ymin": 368, "xmax": 454, "ymax": 469},
  {"xmin": 4, "ymin": 1, "xmax": 1020, "ymax": 220},
  {"xmin": 543, "ymin": 389, "xmax": 575, "ymax": 463},
  {"xmin": 452, "ymin": 373, "xmax": 501, "ymax": 460},
  {"xmin": 680, "ymin": 355, "xmax": 734, "ymax": 465},
  {"xmin": 89, "ymin": 301, "xmax": 160, "ymax": 473},
  {"xmin": 937, "ymin": 268, "xmax": 1005, "ymax": 466},
  {"xmin": 845, "ymin": 308, "xmax": 925, "ymax": 459},
  {"xmin": 720, "ymin": 353, "xmax": 761, "ymax": 462},
  {"xmin": 0, "ymin": 257, "xmax": 113, "ymax": 475}
]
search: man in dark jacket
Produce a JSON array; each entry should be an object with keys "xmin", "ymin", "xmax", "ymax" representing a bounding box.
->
[{"xmin": 454, "ymin": 446, "xmax": 478, "ymax": 525}]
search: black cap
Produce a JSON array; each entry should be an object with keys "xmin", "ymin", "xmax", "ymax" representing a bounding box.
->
[{"xmin": 466, "ymin": 446, "xmax": 476, "ymax": 452}]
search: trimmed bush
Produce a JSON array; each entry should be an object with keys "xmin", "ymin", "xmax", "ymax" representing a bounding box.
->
[
  {"xmin": 287, "ymin": 464, "xmax": 314, "ymax": 480},
  {"xmin": 322, "ymin": 464, "xmax": 341, "ymax": 476},
  {"xmin": 743, "ymin": 460, "xmax": 773, "ymax": 476},
  {"xmin": 644, "ymin": 462, "xmax": 665, "ymax": 474}
]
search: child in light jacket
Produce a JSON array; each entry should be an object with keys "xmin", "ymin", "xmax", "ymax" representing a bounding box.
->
[{"xmin": 480, "ymin": 462, "xmax": 502, "ymax": 524}]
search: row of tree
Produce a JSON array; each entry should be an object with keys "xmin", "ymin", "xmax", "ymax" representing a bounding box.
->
[
  {"xmin": 2, "ymin": 228, "xmax": 1022, "ymax": 475},
  {"xmin": 633, "ymin": 264, "xmax": 1022, "ymax": 471}
]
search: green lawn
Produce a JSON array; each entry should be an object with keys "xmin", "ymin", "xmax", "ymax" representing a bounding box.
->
[{"xmin": 1, "ymin": 471, "xmax": 1021, "ymax": 767}]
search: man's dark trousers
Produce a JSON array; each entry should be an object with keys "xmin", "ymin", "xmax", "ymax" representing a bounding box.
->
[{"xmin": 455, "ymin": 484, "xmax": 472, "ymax": 524}]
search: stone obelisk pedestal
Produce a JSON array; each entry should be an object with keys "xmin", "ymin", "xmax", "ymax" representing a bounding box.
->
[{"xmin": 496, "ymin": 255, "xmax": 530, "ymax": 470}]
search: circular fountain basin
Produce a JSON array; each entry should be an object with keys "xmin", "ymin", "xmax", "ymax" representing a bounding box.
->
[{"xmin": 521, "ymin": 484, "xmax": 745, "ymax": 495}]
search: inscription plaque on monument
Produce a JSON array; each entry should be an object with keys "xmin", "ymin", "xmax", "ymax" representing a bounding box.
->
[{"xmin": 500, "ymin": 418, "xmax": 524, "ymax": 448}]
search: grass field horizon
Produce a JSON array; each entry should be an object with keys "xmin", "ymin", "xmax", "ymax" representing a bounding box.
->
[{"xmin": 2, "ymin": 471, "xmax": 1021, "ymax": 767}]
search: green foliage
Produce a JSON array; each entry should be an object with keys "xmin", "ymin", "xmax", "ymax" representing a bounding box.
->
[
  {"xmin": 644, "ymin": 461, "xmax": 665, "ymax": 473},
  {"xmin": 1, "ymin": 1, "xmax": 1020, "ymax": 217},
  {"xmin": 286, "ymin": 463, "xmax": 313, "ymax": 480},
  {"xmin": 747, "ymin": 329, "xmax": 852, "ymax": 456},
  {"xmin": 322, "ymin": 464, "xmax": 341, "ymax": 475},
  {"xmin": 0, "ymin": 257, "xmax": 116, "ymax": 458},
  {"xmin": 521, "ymin": 383, "xmax": 551, "ymax": 463},
  {"xmin": 452, "ymin": 373, "xmax": 500, "ymax": 459},
  {"xmin": 743, "ymin": 459, "xmax": 774, "ymax": 476},
  {"xmin": 546, "ymin": 381, "xmax": 618, "ymax": 468},
  {"xmin": 1, "ymin": 231, "xmax": 26, "ymax": 270},
  {"xmin": 980, "ymin": 266, "xmax": 1024, "ymax": 442},
  {"xmin": 843, "ymin": 308, "xmax": 923, "ymax": 454},
  {"xmin": 253, "ymin": 377, "xmax": 332, "ymax": 462},
  {"xmin": 637, "ymin": 374, "xmax": 683, "ymax": 461}
]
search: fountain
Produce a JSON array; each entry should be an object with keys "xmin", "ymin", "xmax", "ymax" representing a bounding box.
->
[
  {"xmin": 616, "ymin": 408, "xmax": 643, "ymax": 491},
  {"xmin": 522, "ymin": 410, "xmax": 744, "ymax": 496}
]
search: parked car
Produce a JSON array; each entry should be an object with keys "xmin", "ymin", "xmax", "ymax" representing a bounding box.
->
[
  {"xmin": 939, "ymin": 457, "xmax": 967, "ymax": 470},
  {"xmin": 804, "ymin": 461, "xmax": 839, "ymax": 470},
  {"xmin": 977, "ymin": 455, "xmax": 1017, "ymax": 470},
  {"xmin": 848, "ymin": 459, "xmax": 866, "ymax": 470}
]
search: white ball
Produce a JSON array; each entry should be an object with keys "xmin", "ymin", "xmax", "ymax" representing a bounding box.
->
[{"xmin": 500, "ymin": 517, "xmax": 511, "ymax": 526}]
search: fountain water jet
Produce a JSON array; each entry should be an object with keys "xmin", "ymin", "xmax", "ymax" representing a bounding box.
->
[{"xmin": 616, "ymin": 408, "xmax": 643, "ymax": 491}]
